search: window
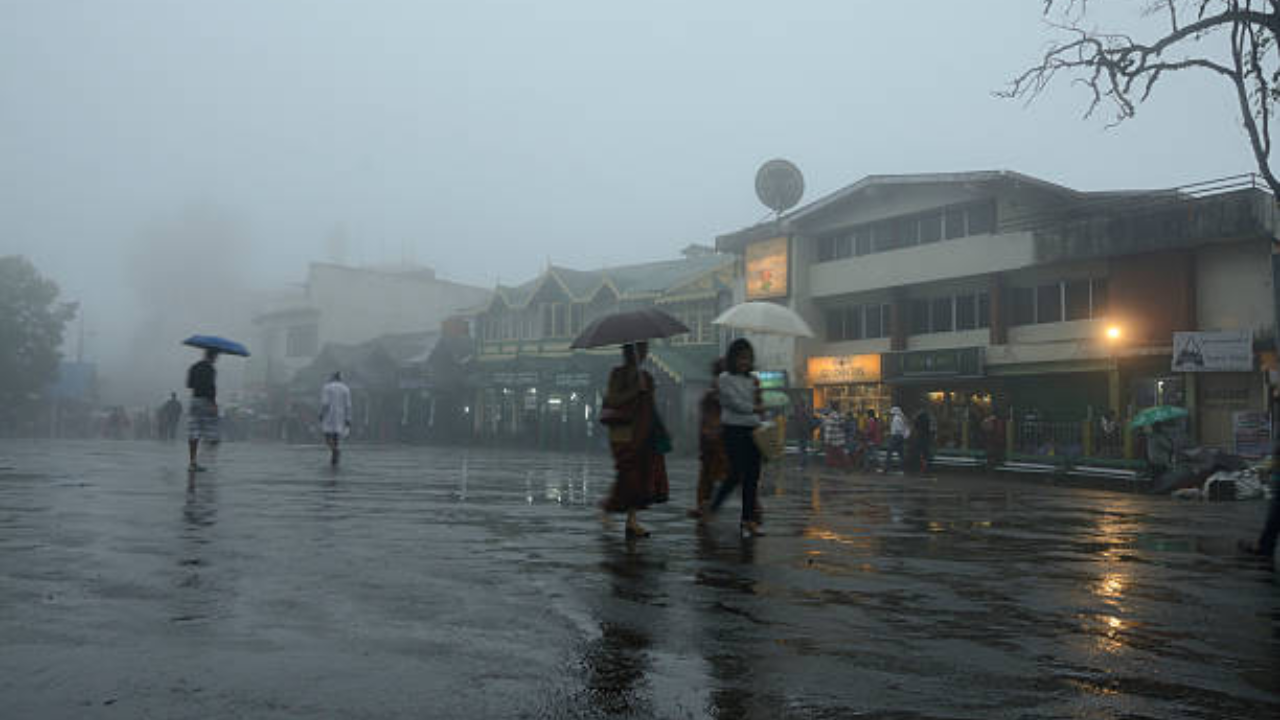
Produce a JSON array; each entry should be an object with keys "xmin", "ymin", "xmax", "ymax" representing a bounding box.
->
[
  {"xmin": 866, "ymin": 304, "xmax": 885, "ymax": 338},
  {"xmin": 845, "ymin": 306, "xmax": 863, "ymax": 340},
  {"xmin": 1012, "ymin": 287, "xmax": 1035, "ymax": 326},
  {"xmin": 909, "ymin": 298, "xmax": 930, "ymax": 335},
  {"xmin": 285, "ymin": 324, "xmax": 318, "ymax": 358},
  {"xmin": 896, "ymin": 217, "xmax": 919, "ymax": 248},
  {"xmin": 570, "ymin": 303, "xmax": 584, "ymax": 334},
  {"xmin": 944, "ymin": 207, "xmax": 966, "ymax": 239},
  {"xmin": 817, "ymin": 236, "xmax": 834, "ymax": 262},
  {"xmin": 977, "ymin": 292, "xmax": 990, "ymax": 328},
  {"xmin": 931, "ymin": 297, "xmax": 953, "ymax": 332},
  {"xmin": 919, "ymin": 212, "xmax": 942, "ymax": 244},
  {"xmin": 835, "ymin": 235, "xmax": 852, "ymax": 259},
  {"xmin": 956, "ymin": 294, "xmax": 976, "ymax": 330},
  {"xmin": 1091, "ymin": 278, "xmax": 1109, "ymax": 316},
  {"xmin": 1064, "ymin": 280, "xmax": 1091, "ymax": 321},
  {"xmin": 968, "ymin": 201, "xmax": 997, "ymax": 235},
  {"xmin": 872, "ymin": 221, "xmax": 895, "ymax": 252},
  {"xmin": 825, "ymin": 308, "xmax": 844, "ymax": 341},
  {"xmin": 854, "ymin": 227, "xmax": 872, "ymax": 256},
  {"xmin": 1036, "ymin": 284, "xmax": 1062, "ymax": 324},
  {"xmin": 542, "ymin": 304, "xmax": 554, "ymax": 336}
]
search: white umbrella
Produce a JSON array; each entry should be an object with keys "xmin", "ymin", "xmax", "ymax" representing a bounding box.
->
[{"xmin": 712, "ymin": 301, "xmax": 815, "ymax": 337}]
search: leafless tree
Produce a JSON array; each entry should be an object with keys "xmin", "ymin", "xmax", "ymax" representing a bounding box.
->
[{"xmin": 1003, "ymin": 1, "xmax": 1280, "ymax": 196}]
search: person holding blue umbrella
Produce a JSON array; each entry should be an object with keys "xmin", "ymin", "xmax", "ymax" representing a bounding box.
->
[
  {"xmin": 180, "ymin": 335, "xmax": 249, "ymax": 472},
  {"xmin": 185, "ymin": 348, "xmax": 220, "ymax": 472}
]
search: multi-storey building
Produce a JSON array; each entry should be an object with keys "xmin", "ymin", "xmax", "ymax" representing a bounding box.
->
[
  {"xmin": 717, "ymin": 171, "xmax": 1277, "ymax": 456},
  {"xmin": 248, "ymin": 261, "xmax": 492, "ymax": 390}
]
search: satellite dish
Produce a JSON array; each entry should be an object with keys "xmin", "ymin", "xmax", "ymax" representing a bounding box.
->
[{"xmin": 755, "ymin": 159, "xmax": 804, "ymax": 215}]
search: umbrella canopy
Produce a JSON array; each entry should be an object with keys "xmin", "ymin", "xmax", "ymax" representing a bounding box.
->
[
  {"xmin": 183, "ymin": 334, "xmax": 251, "ymax": 357},
  {"xmin": 1129, "ymin": 405, "xmax": 1188, "ymax": 428},
  {"xmin": 569, "ymin": 308, "xmax": 690, "ymax": 349},
  {"xmin": 712, "ymin": 301, "xmax": 814, "ymax": 338}
]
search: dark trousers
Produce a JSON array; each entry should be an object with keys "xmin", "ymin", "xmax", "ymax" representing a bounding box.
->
[
  {"xmin": 1258, "ymin": 473, "xmax": 1280, "ymax": 556},
  {"xmin": 711, "ymin": 425, "xmax": 761, "ymax": 524},
  {"xmin": 884, "ymin": 435, "xmax": 905, "ymax": 471}
]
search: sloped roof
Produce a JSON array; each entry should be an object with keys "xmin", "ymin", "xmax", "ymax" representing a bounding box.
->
[
  {"xmin": 484, "ymin": 253, "xmax": 733, "ymax": 309},
  {"xmin": 717, "ymin": 169, "xmax": 1089, "ymax": 252}
]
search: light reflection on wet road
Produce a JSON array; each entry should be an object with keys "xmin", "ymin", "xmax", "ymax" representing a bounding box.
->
[{"xmin": 1, "ymin": 440, "xmax": 1278, "ymax": 719}]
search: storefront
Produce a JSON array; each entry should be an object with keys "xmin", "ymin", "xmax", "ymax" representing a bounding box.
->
[
  {"xmin": 806, "ymin": 354, "xmax": 887, "ymax": 417},
  {"xmin": 1173, "ymin": 330, "xmax": 1268, "ymax": 455},
  {"xmin": 880, "ymin": 348, "xmax": 988, "ymax": 450}
]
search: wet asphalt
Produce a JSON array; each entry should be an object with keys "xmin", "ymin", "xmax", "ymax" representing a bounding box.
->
[{"xmin": 1, "ymin": 439, "xmax": 1278, "ymax": 719}]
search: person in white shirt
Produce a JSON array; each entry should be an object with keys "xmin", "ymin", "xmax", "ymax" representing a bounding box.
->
[
  {"xmin": 884, "ymin": 406, "xmax": 909, "ymax": 473},
  {"xmin": 321, "ymin": 371, "xmax": 352, "ymax": 466}
]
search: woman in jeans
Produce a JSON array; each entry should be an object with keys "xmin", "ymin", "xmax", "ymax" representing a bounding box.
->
[{"xmin": 708, "ymin": 338, "xmax": 765, "ymax": 537}]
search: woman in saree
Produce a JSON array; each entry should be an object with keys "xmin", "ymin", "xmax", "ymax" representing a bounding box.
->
[{"xmin": 599, "ymin": 341, "xmax": 669, "ymax": 537}]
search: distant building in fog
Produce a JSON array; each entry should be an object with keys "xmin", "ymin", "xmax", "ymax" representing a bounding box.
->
[{"xmin": 247, "ymin": 262, "xmax": 491, "ymax": 390}]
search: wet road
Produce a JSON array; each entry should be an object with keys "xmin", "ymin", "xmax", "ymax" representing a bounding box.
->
[{"xmin": 1, "ymin": 440, "xmax": 1278, "ymax": 719}]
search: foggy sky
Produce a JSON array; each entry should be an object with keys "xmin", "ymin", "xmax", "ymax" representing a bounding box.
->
[{"xmin": 0, "ymin": 0, "xmax": 1254, "ymax": 402}]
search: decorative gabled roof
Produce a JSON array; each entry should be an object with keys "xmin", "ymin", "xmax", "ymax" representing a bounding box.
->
[{"xmin": 482, "ymin": 253, "xmax": 733, "ymax": 310}]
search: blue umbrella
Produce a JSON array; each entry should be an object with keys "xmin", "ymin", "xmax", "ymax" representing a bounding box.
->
[{"xmin": 183, "ymin": 335, "xmax": 250, "ymax": 357}]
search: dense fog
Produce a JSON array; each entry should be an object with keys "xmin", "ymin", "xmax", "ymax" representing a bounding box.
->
[{"xmin": 0, "ymin": 0, "xmax": 1254, "ymax": 404}]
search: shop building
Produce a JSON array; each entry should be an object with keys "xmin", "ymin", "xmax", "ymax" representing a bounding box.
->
[
  {"xmin": 717, "ymin": 171, "xmax": 1278, "ymax": 457},
  {"xmin": 469, "ymin": 248, "xmax": 735, "ymax": 451}
]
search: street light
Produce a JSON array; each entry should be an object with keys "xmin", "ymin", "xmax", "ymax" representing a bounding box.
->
[{"xmin": 1106, "ymin": 325, "xmax": 1122, "ymax": 341}]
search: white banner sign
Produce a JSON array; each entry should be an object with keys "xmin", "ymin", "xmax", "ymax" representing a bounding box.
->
[{"xmin": 1171, "ymin": 330, "xmax": 1253, "ymax": 372}]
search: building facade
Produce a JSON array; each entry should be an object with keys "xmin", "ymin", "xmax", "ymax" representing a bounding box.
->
[
  {"xmin": 718, "ymin": 171, "xmax": 1277, "ymax": 457},
  {"xmin": 248, "ymin": 262, "xmax": 492, "ymax": 391},
  {"xmin": 469, "ymin": 249, "xmax": 735, "ymax": 451}
]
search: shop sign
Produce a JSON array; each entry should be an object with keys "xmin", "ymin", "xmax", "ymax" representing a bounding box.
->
[
  {"xmin": 1233, "ymin": 411, "xmax": 1270, "ymax": 457},
  {"xmin": 883, "ymin": 347, "xmax": 983, "ymax": 380},
  {"xmin": 745, "ymin": 236, "xmax": 789, "ymax": 300},
  {"xmin": 807, "ymin": 355, "xmax": 881, "ymax": 385},
  {"xmin": 756, "ymin": 370, "xmax": 788, "ymax": 389},
  {"xmin": 491, "ymin": 371, "xmax": 540, "ymax": 386},
  {"xmin": 1172, "ymin": 330, "xmax": 1252, "ymax": 372},
  {"xmin": 554, "ymin": 372, "xmax": 592, "ymax": 388}
]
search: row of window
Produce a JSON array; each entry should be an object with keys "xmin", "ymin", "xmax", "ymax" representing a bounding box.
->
[
  {"xmin": 1010, "ymin": 278, "xmax": 1108, "ymax": 326},
  {"xmin": 908, "ymin": 292, "xmax": 992, "ymax": 335},
  {"xmin": 825, "ymin": 303, "xmax": 893, "ymax": 342},
  {"xmin": 823, "ymin": 279, "xmax": 1106, "ymax": 342},
  {"xmin": 482, "ymin": 301, "xmax": 723, "ymax": 343},
  {"xmin": 815, "ymin": 200, "xmax": 998, "ymax": 263}
]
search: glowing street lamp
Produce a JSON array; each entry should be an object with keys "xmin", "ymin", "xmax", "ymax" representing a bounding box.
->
[{"xmin": 1105, "ymin": 325, "xmax": 1122, "ymax": 342}]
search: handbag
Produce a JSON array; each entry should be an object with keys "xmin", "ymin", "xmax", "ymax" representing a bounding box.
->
[{"xmin": 753, "ymin": 420, "xmax": 784, "ymax": 461}]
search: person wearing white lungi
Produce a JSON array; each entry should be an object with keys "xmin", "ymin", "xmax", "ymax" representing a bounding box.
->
[{"xmin": 321, "ymin": 371, "xmax": 352, "ymax": 466}]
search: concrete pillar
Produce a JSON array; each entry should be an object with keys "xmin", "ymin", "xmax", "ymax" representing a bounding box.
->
[{"xmin": 989, "ymin": 273, "xmax": 1007, "ymax": 346}]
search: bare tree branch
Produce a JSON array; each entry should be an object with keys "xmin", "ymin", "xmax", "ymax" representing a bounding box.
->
[{"xmin": 1004, "ymin": 0, "xmax": 1280, "ymax": 196}]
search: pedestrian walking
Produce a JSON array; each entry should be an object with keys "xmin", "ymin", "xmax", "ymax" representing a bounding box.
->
[
  {"xmin": 860, "ymin": 408, "xmax": 882, "ymax": 471},
  {"xmin": 186, "ymin": 349, "xmax": 219, "ymax": 472},
  {"xmin": 708, "ymin": 338, "xmax": 765, "ymax": 537},
  {"xmin": 1240, "ymin": 435, "xmax": 1280, "ymax": 562},
  {"xmin": 883, "ymin": 406, "xmax": 908, "ymax": 473},
  {"xmin": 599, "ymin": 341, "xmax": 669, "ymax": 538},
  {"xmin": 909, "ymin": 409, "xmax": 934, "ymax": 475},
  {"xmin": 321, "ymin": 371, "xmax": 352, "ymax": 466},
  {"xmin": 822, "ymin": 409, "xmax": 849, "ymax": 468},
  {"xmin": 158, "ymin": 392, "xmax": 182, "ymax": 441},
  {"xmin": 688, "ymin": 358, "xmax": 729, "ymax": 520}
]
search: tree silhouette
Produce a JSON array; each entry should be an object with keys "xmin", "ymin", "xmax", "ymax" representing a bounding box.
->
[{"xmin": 1004, "ymin": 0, "xmax": 1280, "ymax": 195}]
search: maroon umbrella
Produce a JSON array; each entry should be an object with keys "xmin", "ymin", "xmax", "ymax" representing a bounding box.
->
[{"xmin": 569, "ymin": 308, "xmax": 690, "ymax": 349}]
